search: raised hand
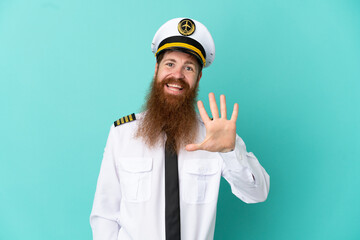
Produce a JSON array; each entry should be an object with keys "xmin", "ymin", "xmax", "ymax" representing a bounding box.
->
[{"xmin": 186, "ymin": 93, "xmax": 239, "ymax": 153}]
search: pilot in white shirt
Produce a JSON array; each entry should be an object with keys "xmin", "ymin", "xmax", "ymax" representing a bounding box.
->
[{"xmin": 90, "ymin": 18, "xmax": 270, "ymax": 240}]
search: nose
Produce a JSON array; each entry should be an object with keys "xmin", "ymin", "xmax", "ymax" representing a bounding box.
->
[{"xmin": 172, "ymin": 66, "xmax": 185, "ymax": 79}]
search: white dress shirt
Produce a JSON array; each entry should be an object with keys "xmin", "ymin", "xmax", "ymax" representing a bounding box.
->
[{"xmin": 90, "ymin": 113, "xmax": 270, "ymax": 240}]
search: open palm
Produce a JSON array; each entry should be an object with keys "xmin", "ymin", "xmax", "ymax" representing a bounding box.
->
[{"xmin": 186, "ymin": 93, "xmax": 239, "ymax": 153}]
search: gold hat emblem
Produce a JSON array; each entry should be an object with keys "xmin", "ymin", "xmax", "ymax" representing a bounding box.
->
[{"xmin": 178, "ymin": 19, "xmax": 196, "ymax": 36}]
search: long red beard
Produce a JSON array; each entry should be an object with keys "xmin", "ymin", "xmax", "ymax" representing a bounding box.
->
[{"xmin": 135, "ymin": 75, "xmax": 199, "ymax": 152}]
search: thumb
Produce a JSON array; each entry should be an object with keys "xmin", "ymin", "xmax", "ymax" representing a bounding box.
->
[{"xmin": 185, "ymin": 143, "xmax": 202, "ymax": 152}]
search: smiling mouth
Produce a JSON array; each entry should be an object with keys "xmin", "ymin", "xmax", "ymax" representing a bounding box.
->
[{"xmin": 166, "ymin": 83, "xmax": 184, "ymax": 92}]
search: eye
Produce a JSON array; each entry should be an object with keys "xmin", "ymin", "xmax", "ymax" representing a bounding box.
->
[
  {"xmin": 165, "ymin": 62, "xmax": 174, "ymax": 67},
  {"xmin": 185, "ymin": 66, "xmax": 194, "ymax": 71}
]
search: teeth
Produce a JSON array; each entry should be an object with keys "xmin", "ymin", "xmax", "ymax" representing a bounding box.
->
[{"xmin": 168, "ymin": 84, "xmax": 182, "ymax": 89}]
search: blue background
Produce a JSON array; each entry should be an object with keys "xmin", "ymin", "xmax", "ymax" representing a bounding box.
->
[{"xmin": 1, "ymin": 0, "xmax": 359, "ymax": 239}]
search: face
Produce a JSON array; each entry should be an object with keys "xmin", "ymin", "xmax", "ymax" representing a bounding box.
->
[{"xmin": 154, "ymin": 51, "xmax": 202, "ymax": 96}]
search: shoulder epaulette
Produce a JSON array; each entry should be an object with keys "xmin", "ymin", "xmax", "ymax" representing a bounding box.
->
[{"xmin": 114, "ymin": 113, "xmax": 136, "ymax": 127}]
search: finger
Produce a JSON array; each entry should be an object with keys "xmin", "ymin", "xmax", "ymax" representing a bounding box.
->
[
  {"xmin": 185, "ymin": 143, "xmax": 203, "ymax": 152},
  {"xmin": 209, "ymin": 92, "xmax": 219, "ymax": 119},
  {"xmin": 220, "ymin": 94, "xmax": 227, "ymax": 119},
  {"xmin": 230, "ymin": 103, "xmax": 239, "ymax": 122},
  {"xmin": 197, "ymin": 100, "xmax": 211, "ymax": 124}
]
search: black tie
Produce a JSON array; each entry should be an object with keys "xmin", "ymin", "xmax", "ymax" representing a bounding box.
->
[{"xmin": 165, "ymin": 139, "xmax": 181, "ymax": 240}]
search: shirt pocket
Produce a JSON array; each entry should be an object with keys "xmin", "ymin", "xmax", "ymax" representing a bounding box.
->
[
  {"xmin": 181, "ymin": 158, "xmax": 221, "ymax": 204},
  {"xmin": 118, "ymin": 157, "xmax": 153, "ymax": 202}
]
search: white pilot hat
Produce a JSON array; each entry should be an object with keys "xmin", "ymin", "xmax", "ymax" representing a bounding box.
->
[{"xmin": 151, "ymin": 18, "xmax": 215, "ymax": 68}]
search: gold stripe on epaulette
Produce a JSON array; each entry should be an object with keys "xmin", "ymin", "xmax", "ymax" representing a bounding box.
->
[{"xmin": 114, "ymin": 113, "xmax": 137, "ymax": 127}]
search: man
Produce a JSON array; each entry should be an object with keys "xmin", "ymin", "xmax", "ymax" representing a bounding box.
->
[{"xmin": 90, "ymin": 18, "xmax": 270, "ymax": 240}]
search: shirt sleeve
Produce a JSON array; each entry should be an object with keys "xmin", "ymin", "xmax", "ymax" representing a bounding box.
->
[
  {"xmin": 90, "ymin": 125, "xmax": 121, "ymax": 240},
  {"xmin": 219, "ymin": 135, "xmax": 270, "ymax": 203}
]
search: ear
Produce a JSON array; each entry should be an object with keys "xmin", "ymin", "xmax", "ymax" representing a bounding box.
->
[
  {"xmin": 197, "ymin": 71, "xmax": 202, "ymax": 82},
  {"xmin": 154, "ymin": 62, "xmax": 158, "ymax": 78},
  {"xmin": 195, "ymin": 71, "xmax": 202, "ymax": 88}
]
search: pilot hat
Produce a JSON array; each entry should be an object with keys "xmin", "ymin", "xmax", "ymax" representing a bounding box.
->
[{"xmin": 151, "ymin": 18, "xmax": 215, "ymax": 68}]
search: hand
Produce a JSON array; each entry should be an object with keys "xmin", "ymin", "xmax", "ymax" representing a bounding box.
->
[{"xmin": 186, "ymin": 93, "xmax": 239, "ymax": 153}]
